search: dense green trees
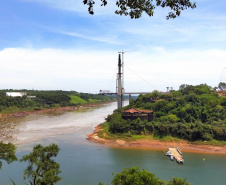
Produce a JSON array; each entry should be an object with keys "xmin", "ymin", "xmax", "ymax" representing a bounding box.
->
[
  {"xmin": 20, "ymin": 144, "xmax": 61, "ymax": 185},
  {"xmin": 83, "ymin": 0, "xmax": 196, "ymax": 19},
  {"xmin": 0, "ymin": 90, "xmax": 116, "ymax": 112},
  {"xmin": 107, "ymin": 84, "xmax": 226, "ymax": 141},
  {"xmin": 100, "ymin": 167, "xmax": 191, "ymax": 185},
  {"xmin": 0, "ymin": 142, "xmax": 17, "ymax": 170},
  {"xmin": 111, "ymin": 167, "xmax": 160, "ymax": 185}
]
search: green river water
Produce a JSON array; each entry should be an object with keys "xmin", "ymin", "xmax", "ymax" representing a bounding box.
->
[{"xmin": 0, "ymin": 102, "xmax": 226, "ymax": 185}]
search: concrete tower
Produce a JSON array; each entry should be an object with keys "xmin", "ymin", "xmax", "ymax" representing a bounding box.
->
[{"xmin": 117, "ymin": 54, "xmax": 123, "ymax": 109}]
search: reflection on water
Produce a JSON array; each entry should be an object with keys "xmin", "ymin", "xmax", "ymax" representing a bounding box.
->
[{"xmin": 0, "ymin": 101, "xmax": 226, "ymax": 185}]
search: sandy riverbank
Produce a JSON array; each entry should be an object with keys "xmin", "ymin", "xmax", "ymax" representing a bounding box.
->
[{"xmin": 87, "ymin": 125, "xmax": 226, "ymax": 154}]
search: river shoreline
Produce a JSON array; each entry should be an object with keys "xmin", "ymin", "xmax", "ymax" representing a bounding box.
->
[
  {"xmin": 0, "ymin": 101, "xmax": 115, "ymax": 119},
  {"xmin": 0, "ymin": 101, "xmax": 115, "ymax": 144},
  {"xmin": 87, "ymin": 124, "xmax": 226, "ymax": 155}
]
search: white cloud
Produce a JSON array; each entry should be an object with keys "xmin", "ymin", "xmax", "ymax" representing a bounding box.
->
[
  {"xmin": 0, "ymin": 48, "xmax": 117, "ymax": 92},
  {"xmin": 0, "ymin": 47, "xmax": 225, "ymax": 93},
  {"xmin": 58, "ymin": 30, "xmax": 123, "ymax": 45}
]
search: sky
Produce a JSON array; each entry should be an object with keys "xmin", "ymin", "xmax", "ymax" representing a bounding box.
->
[{"xmin": 0, "ymin": 0, "xmax": 226, "ymax": 93}]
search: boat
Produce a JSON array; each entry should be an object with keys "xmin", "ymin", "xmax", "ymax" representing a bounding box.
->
[
  {"xmin": 170, "ymin": 155, "xmax": 174, "ymax": 161},
  {"xmin": 176, "ymin": 157, "xmax": 184, "ymax": 164},
  {"xmin": 177, "ymin": 147, "xmax": 182, "ymax": 155},
  {"xmin": 165, "ymin": 150, "xmax": 173, "ymax": 156}
]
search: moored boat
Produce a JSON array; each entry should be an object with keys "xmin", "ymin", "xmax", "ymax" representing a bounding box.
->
[
  {"xmin": 170, "ymin": 155, "xmax": 174, "ymax": 161},
  {"xmin": 165, "ymin": 150, "xmax": 173, "ymax": 156},
  {"xmin": 177, "ymin": 147, "xmax": 182, "ymax": 155},
  {"xmin": 176, "ymin": 157, "xmax": 184, "ymax": 163}
]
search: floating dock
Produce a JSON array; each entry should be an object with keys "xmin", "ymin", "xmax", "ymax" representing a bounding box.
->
[{"xmin": 167, "ymin": 147, "xmax": 184, "ymax": 163}]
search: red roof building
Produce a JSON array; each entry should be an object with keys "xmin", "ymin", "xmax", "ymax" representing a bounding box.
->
[{"xmin": 122, "ymin": 108, "xmax": 153, "ymax": 122}]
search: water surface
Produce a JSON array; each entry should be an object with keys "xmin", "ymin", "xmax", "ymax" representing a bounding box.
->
[{"xmin": 0, "ymin": 102, "xmax": 226, "ymax": 185}]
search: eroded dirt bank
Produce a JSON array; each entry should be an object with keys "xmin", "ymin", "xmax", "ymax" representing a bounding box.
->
[{"xmin": 87, "ymin": 125, "xmax": 226, "ymax": 154}]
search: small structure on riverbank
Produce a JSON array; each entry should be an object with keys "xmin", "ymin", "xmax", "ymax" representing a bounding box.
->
[{"xmin": 122, "ymin": 108, "xmax": 153, "ymax": 122}]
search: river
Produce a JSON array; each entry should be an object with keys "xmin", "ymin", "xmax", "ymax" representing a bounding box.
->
[{"xmin": 0, "ymin": 102, "xmax": 226, "ymax": 185}]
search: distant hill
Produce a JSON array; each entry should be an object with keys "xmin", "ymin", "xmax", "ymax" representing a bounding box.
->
[{"xmin": 0, "ymin": 90, "xmax": 116, "ymax": 113}]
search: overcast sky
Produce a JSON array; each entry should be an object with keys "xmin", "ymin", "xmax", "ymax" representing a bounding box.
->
[{"xmin": 0, "ymin": 0, "xmax": 226, "ymax": 93}]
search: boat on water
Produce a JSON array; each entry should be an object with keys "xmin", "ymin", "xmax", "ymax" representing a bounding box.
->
[
  {"xmin": 165, "ymin": 150, "xmax": 174, "ymax": 161},
  {"xmin": 170, "ymin": 155, "xmax": 174, "ymax": 161},
  {"xmin": 177, "ymin": 147, "xmax": 182, "ymax": 155},
  {"xmin": 176, "ymin": 157, "xmax": 184, "ymax": 163},
  {"xmin": 165, "ymin": 150, "xmax": 173, "ymax": 156}
]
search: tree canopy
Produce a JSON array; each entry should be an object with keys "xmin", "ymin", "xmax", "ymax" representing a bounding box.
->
[
  {"xmin": 83, "ymin": 0, "xmax": 197, "ymax": 19},
  {"xmin": 107, "ymin": 84, "xmax": 226, "ymax": 141},
  {"xmin": 0, "ymin": 142, "xmax": 17, "ymax": 170},
  {"xmin": 20, "ymin": 144, "xmax": 61, "ymax": 185},
  {"xmin": 111, "ymin": 167, "xmax": 159, "ymax": 185},
  {"xmin": 0, "ymin": 89, "xmax": 116, "ymax": 113},
  {"xmin": 100, "ymin": 167, "xmax": 191, "ymax": 185},
  {"xmin": 218, "ymin": 82, "xmax": 226, "ymax": 90}
]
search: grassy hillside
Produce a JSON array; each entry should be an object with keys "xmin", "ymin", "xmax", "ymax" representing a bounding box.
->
[
  {"xmin": 70, "ymin": 95, "xmax": 87, "ymax": 104},
  {"xmin": 106, "ymin": 84, "xmax": 226, "ymax": 143}
]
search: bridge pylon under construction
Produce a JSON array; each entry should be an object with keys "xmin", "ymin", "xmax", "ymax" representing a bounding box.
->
[
  {"xmin": 99, "ymin": 53, "xmax": 159, "ymax": 109},
  {"xmin": 116, "ymin": 54, "xmax": 123, "ymax": 109}
]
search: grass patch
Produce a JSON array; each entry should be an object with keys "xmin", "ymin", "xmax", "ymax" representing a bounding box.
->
[
  {"xmin": 192, "ymin": 139, "xmax": 226, "ymax": 147},
  {"xmin": 130, "ymin": 135, "xmax": 146, "ymax": 140},
  {"xmin": 152, "ymin": 135, "xmax": 182, "ymax": 142},
  {"xmin": 70, "ymin": 95, "xmax": 87, "ymax": 105},
  {"xmin": 0, "ymin": 106, "xmax": 21, "ymax": 114},
  {"xmin": 0, "ymin": 106, "xmax": 38, "ymax": 114},
  {"xmin": 98, "ymin": 123, "xmax": 135, "ymax": 140},
  {"xmin": 88, "ymin": 98, "xmax": 100, "ymax": 103}
]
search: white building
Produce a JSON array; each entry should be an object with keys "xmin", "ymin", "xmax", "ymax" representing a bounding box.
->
[{"xmin": 6, "ymin": 92, "xmax": 26, "ymax": 97}]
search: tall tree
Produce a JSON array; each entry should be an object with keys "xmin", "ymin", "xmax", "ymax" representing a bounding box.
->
[
  {"xmin": 20, "ymin": 144, "xmax": 61, "ymax": 185},
  {"xmin": 111, "ymin": 167, "xmax": 160, "ymax": 185},
  {"xmin": 167, "ymin": 177, "xmax": 191, "ymax": 185},
  {"xmin": 218, "ymin": 82, "xmax": 226, "ymax": 90},
  {"xmin": 0, "ymin": 142, "xmax": 17, "ymax": 170},
  {"xmin": 99, "ymin": 167, "xmax": 191, "ymax": 185},
  {"xmin": 83, "ymin": 0, "xmax": 196, "ymax": 19}
]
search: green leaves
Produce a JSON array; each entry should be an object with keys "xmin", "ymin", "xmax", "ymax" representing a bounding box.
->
[
  {"xmin": 0, "ymin": 142, "xmax": 17, "ymax": 170},
  {"xmin": 20, "ymin": 144, "xmax": 61, "ymax": 185},
  {"xmin": 111, "ymin": 167, "xmax": 160, "ymax": 185},
  {"xmin": 218, "ymin": 82, "xmax": 226, "ymax": 90},
  {"xmin": 108, "ymin": 83, "xmax": 226, "ymax": 141},
  {"xmin": 167, "ymin": 177, "xmax": 191, "ymax": 185},
  {"xmin": 110, "ymin": 167, "xmax": 191, "ymax": 185},
  {"xmin": 83, "ymin": 0, "xmax": 197, "ymax": 19}
]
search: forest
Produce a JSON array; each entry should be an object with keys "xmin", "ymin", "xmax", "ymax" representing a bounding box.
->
[
  {"xmin": 0, "ymin": 90, "xmax": 116, "ymax": 113},
  {"xmin": 107, "ymin": 84, "xmax": 226, "ymax": 142}
]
